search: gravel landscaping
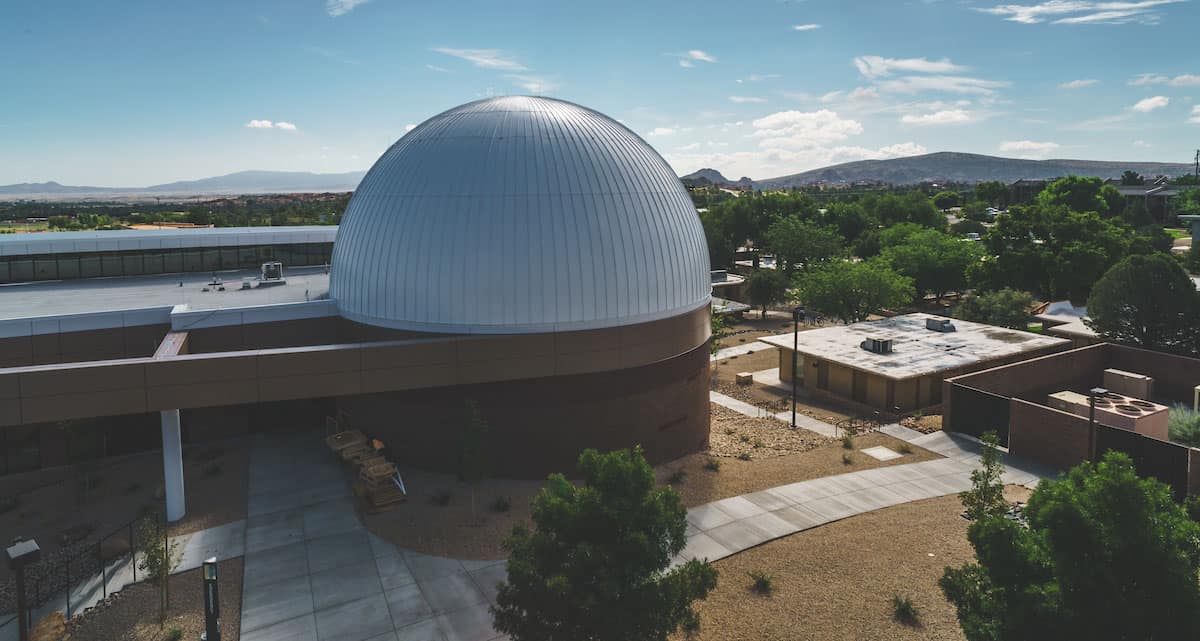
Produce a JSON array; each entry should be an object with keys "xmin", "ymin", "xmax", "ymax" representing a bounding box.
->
[
  {"xmin": 66, "ymin": 557, "xmax": 243, "ymax": 641},
  {"xmin": 675, "ymin": 494, "xmax": 973, "ymax": 641}
]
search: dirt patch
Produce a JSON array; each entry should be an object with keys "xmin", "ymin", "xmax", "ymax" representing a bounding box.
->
[
  {"xmin": 67, "ymin": 557, "xmax": 243, "ymax": 641},
  {"xmin": 708, "ymin": 404, "xmax": 833, "ymax": 459},
  {"xmin": 658, "ymin": 430, "xmax": 942, "ymax": 508},
  {"xmin": 676, "ymin": 494, "xmax": 972, "ymax": 641},
  {"xmin": 901, "ymin": 409, "xmax": 944, "ymax": 434},
  {"xmin": 0, "ymin": 441, "xmax": 248, "ymax": 611}
]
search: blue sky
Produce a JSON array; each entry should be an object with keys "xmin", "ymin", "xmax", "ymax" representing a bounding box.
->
[{"xmin": 1, "ymin": 0, "xmax": 1197, "ymax": 186}]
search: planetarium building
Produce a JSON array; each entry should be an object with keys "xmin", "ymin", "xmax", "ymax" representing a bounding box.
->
[{"xmin": 0, "ymin": 97, "xmax": 712, "ymax": 517}]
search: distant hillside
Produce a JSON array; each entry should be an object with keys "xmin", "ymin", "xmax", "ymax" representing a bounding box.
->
[
  {"xmin": 681, "ymin": 168, "xmax": 754, "ymax": 189},
  {"xmin": 0, "ymin": 170, "xmax": 366, "ymax": 199},
  {"xmin": 753, "ymin": 152, "xmax": 1194, "ymax": 189}
]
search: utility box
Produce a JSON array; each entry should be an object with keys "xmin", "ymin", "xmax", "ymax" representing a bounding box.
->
[{"xmin": 1103, "ymin": 369, "xmax": 1154, "ymax": 400}]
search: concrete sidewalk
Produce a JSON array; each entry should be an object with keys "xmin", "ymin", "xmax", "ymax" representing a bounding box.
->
[{"xmin": 709, "ymin": 390, "xmax": 840, "ymax": 437}]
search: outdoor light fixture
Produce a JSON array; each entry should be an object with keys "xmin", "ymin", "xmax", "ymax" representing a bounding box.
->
[
  {"xmin": 6, "ymin": 538, "xmax": 40, "ymax": 641},
  {"xmin": 791, "ymin": 306, "xmax": 804, "ymax": 429},
  {"xmin": 201, "ymin": 556, "xmax": 221, "ymax": 641},
  {"xmin": 1088, "ymin": 387, "xmax": 1108, "ymax": 461}
]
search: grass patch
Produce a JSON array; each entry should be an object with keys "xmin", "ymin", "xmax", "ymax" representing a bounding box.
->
[
  {"xmin": 1169, "ymin": 404, "xmax": 1200, "ymax": 447},
  {"xmin": 892, "ymin": 594, "xmax": 920, "ymax": 627},
  {"xmin": 748, "ymin": 570, "xmax": 775, "ymax": 595}
]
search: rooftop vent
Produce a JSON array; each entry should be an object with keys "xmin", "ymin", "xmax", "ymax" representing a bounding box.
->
[
  {"xmin": 926, "ymin": 318, "xmax": 956, "ymax": 333},
  {"xmin": 860, "ymin": 337, "xmax": 893, "ymax": 355}
]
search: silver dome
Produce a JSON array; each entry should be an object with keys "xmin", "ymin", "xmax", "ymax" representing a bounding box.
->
[{"xmin": 329, "ymin": 96, "xmax": 711, "ymax": 334}]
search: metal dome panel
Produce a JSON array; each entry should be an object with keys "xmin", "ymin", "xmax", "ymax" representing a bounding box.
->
[{"xmin": 329, "ymin": 96, "xmax": 711, "ymax": 333}]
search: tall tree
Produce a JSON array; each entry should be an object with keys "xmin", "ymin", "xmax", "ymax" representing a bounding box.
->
[
  {"xmin": 1036, "ymin": 175, "xmax": 1122, "ymax": 217},
  {"xmin": 932, "ymin": 190, "xmax": 961, "ymax": 211},
  {"xmin": 1120, "ymin": 170, "xmax": 1145, "ymax": 186},
  {"xmin": 882, "ymin": 228, "xmax": 983, "ymax": 301},
  {"xmin": 492, "ymin": 447, "xmax": 718, "ymax": 641},
  {"xmin": 1086, "ymin": 253, "xmax": 1199, "ymax": 356},
  {"xmin": 974, "ymin": 181, "xmax": 1009, "ymax": 208},
  {"xmin": 764, "ymin": 216, "xmax": 843, "ymax": 273},
  {"xmin": 940, "ymin": 452, "xmax": 1200, "ymax": 641},
  {"xmin": 955, "ymin": 288, "xmax": 1035, "ymax": 329},
  {"xmin": 746, "ymin": 268, "xmax": 790, "ymax": 318},
  {"xmin": 799, "ymin": 260, "xmax": 914, "ymax": 324}
]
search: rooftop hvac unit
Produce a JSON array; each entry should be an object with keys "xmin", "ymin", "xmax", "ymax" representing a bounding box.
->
[
  {"xmin": 860, "ymin": 337, "xmax": 893, "ymax": 355},
  {"xmin": 926, "ymin": 318, "xmax": 956, "ymax": 332},
  {"xmin": 1102, "ymin": 369, "xmax": 1154, "ymax": 400},
  {"xmin": 257, "ymin": 261, "xmax": 287, "ymax": 287}
]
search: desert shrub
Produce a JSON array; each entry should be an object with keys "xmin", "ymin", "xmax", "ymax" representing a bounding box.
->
[
  {"xmin": 842, "ymin": 452, "xmax": 853, "ymax": 465},
  {"xmin": 703, "ymin": 458, "xmax": 721, "ymax": 472},
  {"xmin": 667, "ymin": 469, "xmax": 687, "ymax": 485},
  {"xmin": 897, "ymin": 442, "xmax": 913, "ymax": 455},
  {"xmin": 1169, "ymin": 404, "xmax": 1200, "ymax": 447},
  {"xmin": 738, "ymin": 434, "xmax": 751, "ymax": 444},
  {"xmin": 165, "ymin": 628, "xmax": 183, "ymax": 641},
  {"xmin": 841, "ymin": 433, "xmax": 854, "ymax": 450},
  {"xmin": 748, "ymin": 570, "xmax": 774, "ymax": 595},
  {"xmin": 737, "ymin": 452, "xmax": 753, "ymax": 461},
  {"xmin": 752, "ymin": 439, "xmax": 764, "ymax": 449},
  {"xmin": 892, "ymin": 594, "xmax": 920, "ymax": 626},
  {"xmin": 723, "ymin": 427, "xmax": 735, "ymax": 436}
]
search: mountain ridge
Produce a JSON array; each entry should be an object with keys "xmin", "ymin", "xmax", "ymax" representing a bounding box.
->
[{"xmin": 0, "ymin": 170, "xmax": 366, "ymax": 198}]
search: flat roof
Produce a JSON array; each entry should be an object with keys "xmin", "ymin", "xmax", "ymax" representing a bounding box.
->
[
  {"xmin": 0, "ymin": 225, "xmax": 337, "ymax": 257},
  {"xmin": 759, "ymin": 313, "xmax": 1070, "ymax": 380},
  {"xmin": 0, "ymin": 265, "xmax": 330, "ymax": 321}
]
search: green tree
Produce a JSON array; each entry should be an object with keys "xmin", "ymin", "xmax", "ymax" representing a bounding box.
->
[
  {"xmin": 798, "ymin": 260, "xmax": 914, "ymax": 324},
  {"xmin": 932, "ymin": 190, "xmax": 961, "ymax": 211},
  {"xmin": 764, "ymin": 216, "xmax": 843, "ymax": 274},
  {"xmin": 1036, "ymin": 175, "xmax": 1122, "ymax": 217},
  {"xmin": 492, "ymin": 447, "xmax": 718, "ymax": 641},
  {"xmin": 955, "ymin": 288, "xmax": 1035, "ymax": 329},
  {"xmin": 1120, "ymin": 170, "xmax": 1145, "ymax": 186},
  {"xmin": 1086, "ymin": 253, "xmax": 1199, "ymax": 356},
  {"xmin": 882, "ymin": 228, "xmax": 983, "ymax": 301},
  {"xmin": 135, "ymin": 515, "xmax": 181, "ymax": 624},
  {"xmin": 959, "ymin": 432, "xmax": 1007, "ymax": 522},
  {"xmin": 459, "ymin": 400, "xmax": 491, "ymax": 524},
  {"xmin": 819, "ymin": 202, "xmax": 877, "ymax": 244},
  {"xmin": 746, "ymin": 268, "xmax": 790, "ymax": 318},
  {"xmin": 861, "ymin": 190, "xmax": 946, "ymax": 229},
  {"xmin": 940, "ymin": 452, "xmax": 1200, "ymax": 641},
  {"xmin": 974, "ymin": 181, "xmax": 1009, "ymax": 208}
]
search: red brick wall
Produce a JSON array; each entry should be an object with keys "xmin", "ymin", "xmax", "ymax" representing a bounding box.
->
[{"xmin": 1008, "ymin": 399, "xmax": 1091, "ymax": 470}]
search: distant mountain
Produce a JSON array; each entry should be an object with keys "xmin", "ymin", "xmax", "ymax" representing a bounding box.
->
[
  {"xmin": 753, "ymin": 152, "xmax": 1194, "ymax": 189},
  {"xmin": 680, "ymin": 168, "xmax": 754, "ymax": 189},
  {"xmin": 0, "ymin": 170, "xmax": 366, "ymax": 199}
]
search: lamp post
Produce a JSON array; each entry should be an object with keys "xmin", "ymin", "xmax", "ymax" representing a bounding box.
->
[
  {"xmin": 791, "ymin": 306, "xmax": 804, "ymax": 429},
  {"xmin": 1088, "ymin": 387, "xmax": 1108, "ymax": 462},
  {"xmin": 201, "ymin": 557, "xmax": 220, "ymax": 641},
  {"xmin": 6, "ymin": 538, "xmax": 40, "ymax": 641}
]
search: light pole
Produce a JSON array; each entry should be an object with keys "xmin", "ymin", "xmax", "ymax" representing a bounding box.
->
[
  {"xmin": 791, "ymin": 306, "xmax": 804, "ymax": 429},
  {"xmin": 6, "ymin": 538, "xmax": 40, "ymax": 641},
  {"xmin": 201, "ymin": 557, "xmax": 221, "ymax": 641},
  {"xmin": 1088, "ymin": 387, "xmax": 1107, "ymax": 462}
]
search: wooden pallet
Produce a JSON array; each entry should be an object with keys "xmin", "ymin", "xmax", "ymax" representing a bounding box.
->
[{"xmin": 360, "ymin": 483, "xmax": 407, "ymax": 513}]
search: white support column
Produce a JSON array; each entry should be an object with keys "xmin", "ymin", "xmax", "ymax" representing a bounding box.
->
[{"xmin": 160, "ymin": 409, "xmax": 186, "ymax": 522}]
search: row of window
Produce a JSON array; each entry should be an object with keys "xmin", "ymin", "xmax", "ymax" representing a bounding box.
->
[{"xmin": 0, "ymin": 243, "xmax": 334, "ymax": 284}]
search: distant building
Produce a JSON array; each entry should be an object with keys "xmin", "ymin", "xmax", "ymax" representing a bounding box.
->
[
  {"xmin": 758, "ymin": 313, "xmax": 1069, "ymax": 411},
  {"xmin": 1009, "ymin": 178, "xmax": 1053, "ymax": 204}
]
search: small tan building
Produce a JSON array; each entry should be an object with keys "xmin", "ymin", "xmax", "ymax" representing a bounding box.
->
[{"xmin": 759, "ymin": 313, "xmax": 1070, "ymax": 412}]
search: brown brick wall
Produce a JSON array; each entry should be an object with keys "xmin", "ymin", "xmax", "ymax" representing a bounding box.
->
[
  {"xmin": 0, "ymin": 324, "xmax": 169, "ymax": 368},
  {"xmin": 948, "ymin": 343, "xmax": 1106, "ymax": 399},
  {"xmin": 1008, "ymin": 399, "xmax": 1091, "ymax": 470},
  {"xmin": 1107, "ymin": 345, "xmax": 1200, "ymax": 401},
  {"xmin": 338, "ymin": 344, "xmax": 711, "ymax": 479}
]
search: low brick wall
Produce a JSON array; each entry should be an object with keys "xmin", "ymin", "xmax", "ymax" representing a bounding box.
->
[{"xmin": 1008, "ymin": 399, "xmax": 1090, "ymax": 471}]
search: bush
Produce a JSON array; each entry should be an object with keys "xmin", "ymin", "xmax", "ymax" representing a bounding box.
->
[
  {"xmin": 748, "ymin": 570, "xmax": 774, "ymax": 595},
  {"xmin": 892, "ymin": 594, "xmax": 920, "ymax": 626},
  {"xmin": 737, "ymin": 452, "xmax": 753, "ymax": 461},
  {"xmin": 430, "ymin": 489, "xmax": 452, "ymax": 506},
  {"xmin": 842, "ymin": 452, "xmax": 853, "ymax": 465},
  {"xmin": 165, "ymin": 628, "xmax": 183, "ymax": 641},
  {"xmin": 1169, "ymin": 404, "xmax": 1200, "ymax": 447},
  {"xmin": 841, "ymin": 433, "xmax": 854, "ymax": 450},
  {"xmin": 897, "ymin": 442, "xmax": 913, "ymax": 455},
  {"xmin": 491, "ymin": 496, "xmax": 512, "ymax": 513},
  {"xmin": 723, "ymin": 427, "xmax": 735, "ymax": 436},
  {"xmin": 752, "ymin": 438, "xmax": 764, "ymax": 449},
  {"xmin": 667, "ymin": 469, "xmax": 687, "ymax": 485},
  {"xmin": 738, "ymin": 433, "xmax": 751, "ymax": 444},
  {"xmin": 703, "ymin": 458, "xmax": 721, "ymax": 472}
]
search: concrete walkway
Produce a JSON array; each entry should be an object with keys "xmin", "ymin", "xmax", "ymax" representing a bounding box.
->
[
  {"xmin": 239, "ymin": 431, "xmax": 506, "ymax": 641},
  {"xmin": 674, "ymin": 427, "xmax": 1054, "ymax": 566},
  {"xmin": 711, "ymin": 341, "xmax": 773, "ymax": 361},
  {"xmin": 709, "ymin": 390, "xmax": 840, "ymax": 437}
]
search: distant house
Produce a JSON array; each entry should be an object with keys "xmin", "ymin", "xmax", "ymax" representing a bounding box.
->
[
  {"xmin": 1108, "ymin": 178, "xmax": 1182, "ymax": 222},
  {"xmin": 1009, "ymin": 178, "xmax": 1053, "ymax": 204}
]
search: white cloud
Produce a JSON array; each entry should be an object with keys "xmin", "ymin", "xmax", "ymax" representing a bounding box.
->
[
  {"xmin": 900, "ymin": 109, "xmax": 974, "ymax": 125},
  {"xmin": 678, "ymin": 59, "xmax": 694, "ymax": 68},
  {"xmin": 405, "ymin": 124, "xmax": 417, "ymax": 132},
  {"xmin": 819, "ymin": 91, "xmax": 843, "ymax": 103},
  {"xmin": 1131, "ymin": 95, "xmax": 1169, "ymax": 112},
  {"xmin": 507, "ymin": 74, "xmax": 556, "ymax": 93},
  {"xmin": 647, "ymin": 127, "xmax": 677, "ymax": 137},
  {"xmin": 274, "ymin": 121, "xmax": 297, "ymax": 131},
  {"xmin": 664, "ymin": 141, "xmax": 927, "ymax": 181},
  {"xmin": 736, "ymin": 73, "xmax": 781, "ymax": 83},
  {"xmin": 1059, "ymin": 78, "xmax": 1098, "ymax": 89},
  {"xmin": 1129, "ymin": 72, "xmax": 1200, "ymax": 86},
  {"xmin": 1133, "ymin": 139, "xmax": 1153, "ymax": 147},
  {"xmin": 729, "ymin": 95, "xmax": 767, "ymax": 103},
  {"xmin": 326, "ymin": 0, "xmax": 369, "ymax": 17},
  {"xmin": 246, "ymin": 120, "xmax": 274, "ymax": 129},
  {"xmin": 425, "ymin": 64, "xmax": 450, "ymax": 73},
  {"xmin": 853, "ymin": 55, "xmax": 969, "ymax": 79},
  {"xmin": 432, "ymin": 47, "xmax": 526, "ymax": 71},
  {"xmin": 999, "ymin": 140, "xmax": 1061, "ymax": 158},
  {"xmin": 677, "ymin": 142, "xmax": 701, "ymax": 151},
  {"xmin": 878, "ymin": 142, "xmax": 929, "ymax": 158},
  {"xmin": 876, "ymin": 75, "xmax": 1010, "ymax": 95},
  {"xmin": 686, "ymin": 49, "xmax": 717, "ymax": 63},
  {"xmin": 847, "ymin": 86, "xmax": 880, "ymax": 101},
  {"xmin": 977, "ymin": 0, "xmax": 1182, "ymax": 24},
  {"xmin": 1189, "ymin": 106, "xmax": 1200, "ymax": 124},
  {"xmin": 792, "ymin": 23, "xmax": 821, "ymax": 31},
  {"xmin": 752, "ymin": 109, "xmax": 864, "ymax": 146}
]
